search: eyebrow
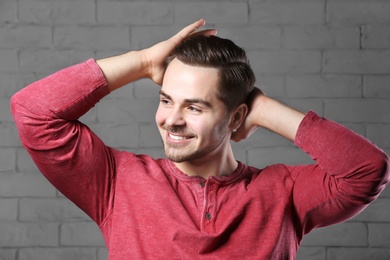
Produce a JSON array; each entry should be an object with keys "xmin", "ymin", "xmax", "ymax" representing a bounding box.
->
[{"xmin": 159, "ymin": 90, "xmax": 213, "ymax": 108}]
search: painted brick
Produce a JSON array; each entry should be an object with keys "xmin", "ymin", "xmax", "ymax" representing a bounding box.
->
[
  {"xmin": 0, "ymin": 73, "xmax": 26, "ymax": 98},
  {"xmin": 366, "ymin": 124, "xmax": 390, "ymax": 148},
  {"xmin": 98, "ymin": 2, "xmax": 173, "ymax": 25},
  {"xmin": 0, "ymin": 25, "xmax": 52, "ymax": 49},
  {"xmin": 61, "ymin": 222, "xmax": 105, "ymax": 246},
  {"xmin": 0, "ymin": 50, "xmax": 18, "ymax": 73},
  {"xmin": 248, "ymin": 147, "xmax": 314, "ymax": 169},
  {"xmin": 327, "ymin": 247, "xmax": 390, "ymax": 260},
  {"xmin": 89, "ymin": 123, "xmax": 139, "ymax": 148},
  {"xmin": 233, "ymin": 127, "xmax": 290, "ymax": 148},
  {"xmin": 217, "ymin": 27, "xmax": 282, "ymax": 50},
  {"xmin": 134, "ymin": 79, "xmax": 160, "ymax": 98},
  {"xmin": 324, "ymin": 99, "xmax": 390, "ymax": 123},
  {"xmin": 286, "ymin": 75, "xmax": 362, "ymax": 98},
  {"xmin": 0, "ymin": 98, "xmax": 14, "ymax": 122},
  {"xmin": 248, "ymin": 50, "xmax": 321, "ymax": 74},
  {"xmin": 250, "ymin": 3, "xmax": 324, "ymax": 25},
  {"xmin": 296, "ymin": 247, "xmax": 326, "ymax": 260},
  {"xmin": 0, "ymin": 199, "xmax": 18, "ymax": 221},
  {"xmin": 323, "ymin": 51, "xmax": 390, "ymax": 74},
  {"xmin": 363, "ymin": 26, "xmax": 390, "ymax": 49},
  {"xmin": 19, "ymin": 198, "xmax": 90, "ymax": 222},
  {"xmin": 0, "ymin": 1, "xmax": 17, "ymax": 23},
  {"xmin": 327, "ymin": 3, "xmax": 390, "ymax": 25},
  {"xmin": 174, "ymin": 3, "xmax": 248, "ymax": 24},
  {"xmin": 364, "ymin": 76, "xmax": 390, "ymax": 98},
  {"xmin": 0, "ymin": 222, "xmax": 58, "ymax": 247},
  {"xmin": 0, "ymin": 249, "xmax": 16, "ymax": 260},
  {"xmin": 280, "ymin": 98, "xmax": 324, "ymax": 115},
  {"xmin": 18, "ymin": 248, "xmax": 96, "ymax": 260},
  {"xmin": 284, "ymin": 26, "xmax": 360, "ymax": 50},
  {"xmin": 98, "ymin": 248, "xmax": 108, "ymax": 260},
  {"xmin": 368, "ymin": 223, "xmax": 390, "ymax": 247},
  {"xmin": 352, "ymin": 198, "xmax": 390, "ymax": 222},
  {"xmin": 54, "ymin": 25, "xmax": 130, "ymax": 50},
  {"xmin": 16, "ymin": 149, "xmax": 39, "ymax": 172},
  {"xmin": 19, "ymin": 0, "xmax": 95, "ymax": 25},
  {"xmin": 301, "ymin": 222, "xmax": 367, "ymax": 247},
  {"xmin": 0, "ymin": 149, "xmax": 16, "ymax": 172},
  {"xmin": 19, "ymin": 50, "xmax": 94, "ymax": 73},
  {"xmin": 0, "ymin": 172, "xmax": 56, "ymax": 197},
  {"xmin": 0, "ymin": 123, "xmax": 21, "ymax": 147},
  {"xmin": 139, "ymin": 124, "xmax": 162, "ymax": 148},
  {"xmin": 256, "ymin": 75, "xmax": 285, "ymax": 98},
  {"xmin": 131, "ymin": 26, "xmax": 180, "ymax": 49},
  {"xmin": 97, "ymin": 98, "xmax": 158, "ymax": 123},
  {"xmin": 381, "ymin": 185, "xmax": 390, "ymax": 198}
]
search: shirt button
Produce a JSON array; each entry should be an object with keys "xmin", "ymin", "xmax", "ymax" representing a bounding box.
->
[
  {"xmin": 205, "ymin": 213, "xmax": 212, "ymax": 220},
  {"xmin": 200, "ymin": 182, "xmax": 205, "ymax": 187}
]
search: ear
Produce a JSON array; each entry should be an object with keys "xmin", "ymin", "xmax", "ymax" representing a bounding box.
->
[{"xmin": 229, "ymin": 103, "xmax": 248, "ymax": 131}]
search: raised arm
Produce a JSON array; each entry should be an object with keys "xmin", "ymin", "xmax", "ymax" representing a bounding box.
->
[{"xmin": 10, "ymin": 20, "xmax": 216, "ymax": 225}]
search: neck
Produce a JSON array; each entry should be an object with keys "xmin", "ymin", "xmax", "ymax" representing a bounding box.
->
[{"xmin": 173, "ymin": 142, "xmax": 238, "ymax": 179}]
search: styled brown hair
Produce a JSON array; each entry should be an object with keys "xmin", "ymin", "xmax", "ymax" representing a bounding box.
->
[{"xmin": 165, "ymin": 35, "xmax": 256, "ymax": 112}]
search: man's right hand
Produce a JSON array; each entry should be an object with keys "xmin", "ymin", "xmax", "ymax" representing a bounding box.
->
[{"xmin": 97, "ymin": 19, "xmax": 216, "ymax": 92}]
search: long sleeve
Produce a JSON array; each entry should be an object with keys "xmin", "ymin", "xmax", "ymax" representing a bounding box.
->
[
  {"xmin": 291, "ymin": 111, "xmax": 390, "ymax": 234},
  {"xmin": 10, "ymin": 59, "xmax": 114, "ymax": 225}
]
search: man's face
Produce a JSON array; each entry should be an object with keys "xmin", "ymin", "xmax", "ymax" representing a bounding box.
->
[{"xmin": 156, "ymin": 58, "xmax": 231, "ymax": 163}]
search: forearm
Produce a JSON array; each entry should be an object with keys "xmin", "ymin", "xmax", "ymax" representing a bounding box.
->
[
  {"xmin": 254, "ymin": 95, "xmax": 305, "ymax": 142},
  {"xmin": 96, "ymin": 50, "xmax": 148, "ymax": 92}
]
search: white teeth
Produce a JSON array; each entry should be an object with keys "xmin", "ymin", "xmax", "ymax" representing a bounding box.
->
[{"xmin": 169, "ymin": 133, "xmax": 188, "ymax": 140}]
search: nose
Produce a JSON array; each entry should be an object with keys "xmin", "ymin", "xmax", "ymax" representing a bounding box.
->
[{"xmin": 165, "ymin": 107, "xmax": 185, "ymax": 127}]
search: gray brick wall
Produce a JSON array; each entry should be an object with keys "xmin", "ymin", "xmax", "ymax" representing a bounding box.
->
[{"xmin": 1, "ymin": 0, "xmax": 389, "ymax": 259}]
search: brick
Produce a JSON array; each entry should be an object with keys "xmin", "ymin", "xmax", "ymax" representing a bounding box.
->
[
  {"xmin": 366, "ymin": 124, "xmax": 390, "ymax": 148},
  {"xmin": 19, "ymin": 0, "xmax": 95, "ymax": 25},
  {"xmin": 284, "ymin": 26, "xmax": 360, "ymax": 50},
  {"xmin": 248, "ymin": 50, "xmax": 321, "ymax": 73},
  {"xmin": 248, "ymin": 147, "xmax": 314, "ymax": 169},
  {"xmin": 217, "ymin": 27, "xmax": 282, "ymax": 50},
  {"xmin": 0, "ymin": 222, "xmax": 58, "ymax": 247},
  {"xmin": 0, "ymin": 172, "xmax": 56, "ymax": 197},
  {"xmin": 174, "ymin": 3, "xmax": 248, "ymax": 24},
  {"xmin": 0, "ymin": 123, "xmax": 21, "ymax": 147},
  {"xmin": 250, "ymin": 3, "xmax": 324, "ymax": 25},
  {"xmin": 0, "ymin": 1, "xmax": 17, "ymax": 22},
  {"xmin": 0, "ymin": 24, "xmax": 52, "ymax": 48},
  {"xmin": 89, "ymin": 123, "xmax": 139, "ymax": 148},
  {"xmin": 0, "ymin": 249, "xmax": 16, "ymax": 260},
  {"xmin": 134, "ymin": 79, "xmax": 160, "ymax": 98},
  {"xmin": 0, "ymin": 73, "xmax": 27, "ymax": 98},
  {"xmin": 233, "ymin": 127, "xmax": 290, "ymax": 148},
  {"xmin": 19, "ymin": 248, "xmax": 96, "ymax": 260},
  {"xmin": 0, "ymin": 149, "xmax": 16, "ymax": 172},
  {"xmin": 327, "ymin": 3, "xmax": 390, "ymax": 25},
  {"xmin": 296, "ymin": 247, "xmax": 325, "ymax": 260},
  {"xmin": 364, "ymin": 76, "xmax": 390, "ymax": 98},
  {"xmin": 98, "ymin": 2, "xmax": 173, "ymax": 25},
  {"xmin": 0, "ymin": 50, "xmax": 18, "ymax": 72},
  {"xmin": 380, "ymin": 185, "xmax": 390, "ymax": 198},
  {"xmin": 368, "ymin": 223, "xmax": 390, "ymax": 247},
  {"xmin": 324, "ymin": 99, "xmax": 390, "ymax": 123},
  {"xmin": 256, "ymin": 75, "xmax": 285, "ymax": 98},
  {"xmin": 19, "ymin": 198, "xmax": 90, "ymax": 222},
  {"xmin": 352, "ymin": 198, "xmax": 390, "ymax": 222},
  {"xmin": 0, "ymin": 199, "xmax": 18, "ymax": 221},
  {"xmin": 323, "ymin": 51, "xmax": 390, "ymax": 74},
  {"xmin": 19, "ymin": 50, "xmax": 94, "ymax": 73},
  {"xmin": 98, "ymin": 247, "xmax": 108, "ymax": 260},
  {"xmin": 139, "ymin": 124, "xmax": 162, "ymax": 148},
  {"xmin": 301, "ymin": 222, "xmax": 367, "ymax": 246},
  {"xmin": 131, "ymin": 26, "xmax": 180, "ymax": 49},
  {"xmin": 363, "ymin": 26, "xmax": 390, "ymax": 49},
  {"xmin": 286, "ymin": 75, "xmax": 362, "ymax": 98},
  {"xmin": 54, "ymin": 25, "xmax": 130, "ymax": 50},
  {"xmin": 281, "ymin": 98, "xmax": 324, "ymax": 115},
  {"xmin": 61, "ymin": 222, "xmax": 105, "ymax": 246},
  {"xmin": 97, "ymin": 98, "xmax": 159, "ymax": 123},
  {"xmin": 17, "ymin": 149, "xmax": 39, "ymax": 172},
  {"xmin": 0, "ymin": 98, "xmax": 14, "ymax": 122},
  {"xmin": 328, "ymin": 247, "xmax": 390, "ymax": 260}
]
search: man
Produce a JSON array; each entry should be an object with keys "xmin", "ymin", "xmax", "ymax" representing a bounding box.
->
[{"xmin": 11, "ymin": 19, "xmax": 390, "ymax": 259}]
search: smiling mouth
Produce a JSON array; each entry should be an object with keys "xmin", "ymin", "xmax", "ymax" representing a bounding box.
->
[{"xmin": 168, "ymin": 132, "xmax": 192, "ymax": 140}]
